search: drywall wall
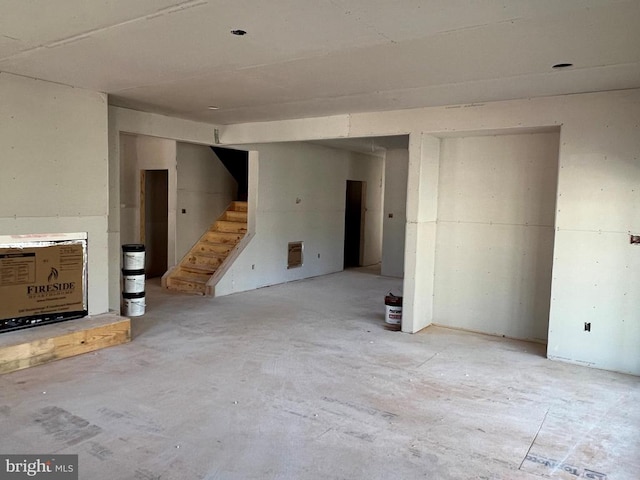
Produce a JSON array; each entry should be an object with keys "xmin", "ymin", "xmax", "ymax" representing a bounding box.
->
[
  {"xmin": 381, "ymin": 148, "xmax": 409, "ymax": 277},
  {"xmin": 402, "ymin": 134, "xmax": 440, "ymax": 333},
  {"xmin": 0, "ymin": 73, "xmax": 109, "ymax": 315},
  {"xmin": 176, "ymin": 143, "xmax": 237, "ymax": 259},
  {"xmin": 119, "ymin": 134, "xmax": 177, "ymax": 268},
  {"xmin": 219, "ymin": 89, "xmax": 640, "ymax": 375},
  {"xmin": 214, "ymin": 142, "xmax": 383, "ymax": 296},
  {"xmin": 434, "ymin": 132, "xmax": 559, "ymax": 342}
]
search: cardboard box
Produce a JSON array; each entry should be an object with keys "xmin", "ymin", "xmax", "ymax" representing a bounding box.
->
[{"xmin": 0, "ymin": 240, "xmax": 87, "ymax": 333}]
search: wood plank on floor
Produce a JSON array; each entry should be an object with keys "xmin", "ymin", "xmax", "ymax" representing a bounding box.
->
[{"xmin": 0, "ymin": 313, "xmax": 131, "ymax": 375}]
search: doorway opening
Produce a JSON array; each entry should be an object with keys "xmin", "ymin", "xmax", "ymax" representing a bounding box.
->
[
  {"xmin": 140, "ymin": 169, "xmax": 169, "ymax": 278},
  {"xmin": 344, "ymin": 180, "xmax": 366, "ymax": 269}
]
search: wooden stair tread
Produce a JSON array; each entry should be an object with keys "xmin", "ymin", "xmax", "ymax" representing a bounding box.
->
[
  {"xmin": 181, "ymin": 264, "xmax": 217, "ymax": 274},
  {"xmin": 230, "ymin": 201, "xmax": 248, "ymax": 212},
  {"xmin": 206, "ymin": 230, "xmax": 244, "ymax": 237},
  {"xmin": 223, "ymin": 211, "xmax": 248, "ymax": 222},
  {"xmin": 215, "ymin": 220, "xmax": 247, "ymax": 226},
  {"xmin": 170, "ymin": 272, "xmax": 209, "ymax": 284},
  {"xmin": 189, "ymin": 250, "xmax": 226, "ymax": 259},
  {"xmin": 194, "ymin": 242, "xmax": 235, "ymax": 255},
  {"xmin": 198, "ymin": 239, "xmax": 235, "ymax": 248},
  {"xmin": 214, "ymin": 221, "xmax": 247, "ymax": 233}
]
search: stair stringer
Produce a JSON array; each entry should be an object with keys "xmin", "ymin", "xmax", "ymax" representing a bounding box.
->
[{"xmin": 204, "ymin": 231, "xmax": 254, "ymax": 296}]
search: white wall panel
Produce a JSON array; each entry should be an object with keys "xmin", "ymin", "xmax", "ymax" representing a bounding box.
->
[
  {"xmin": 403, "ymin": 134, "xmax": 440, "ymax": 333},
  {"xmin": 176, "ymin": 143, "xmax": 237, "ymax": 259},
  {"xmin": 549, "ymin": 230, "xmax": 640, "ymax": 374},
  {"xmin": 0, "ymin": 73, "xmax": 107, "ymax": 218},
  {"xmin": 438, "ymin": 133, "xmax": 559, "ymax": 226},
  {"xmin": 434, "ymin": 222, "xmax": 554, "ymax": 342},
  {"xmin": 434, "ymin": 132, "xmax": 559, "ymax": 341},
  {"xmin": 381, "ymin": 149, "xmax": 408, "ymax": 278},
  {"xmin": 0, "ymin": 73, "xmax": 109, "ymax": 316}
]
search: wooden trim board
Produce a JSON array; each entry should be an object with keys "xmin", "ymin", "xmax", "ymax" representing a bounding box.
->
[{"xmin": 0, "ymin": 314, "xmax": 131, "ymax": 375}]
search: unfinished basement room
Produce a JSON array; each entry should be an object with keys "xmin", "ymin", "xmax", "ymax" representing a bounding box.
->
[{"xmin": 1, "ymin": 1, "xmax": 638, "ymax": 479}]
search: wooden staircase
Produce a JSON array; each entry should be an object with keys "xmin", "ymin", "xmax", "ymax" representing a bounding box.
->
[{"xmin": 164, "ymin": 201, "xmax": 248, "ymax": 295}]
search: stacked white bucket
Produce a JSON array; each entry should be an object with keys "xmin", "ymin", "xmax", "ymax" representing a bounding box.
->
[{"xmin": 122, "ymin": 244, "xmax": 146, "ymax": 316}]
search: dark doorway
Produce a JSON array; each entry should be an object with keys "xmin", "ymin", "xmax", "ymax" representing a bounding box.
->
[
  {"xmin": 210, "ymin": 146, "xmax": 249, "ymax": 202},
  {"xmin": 344, "ymin": 180, "xmax": 366, "ymax": 268},
  {"xmin": 141, "ymin": 169, "xmax": 168, "ymax": 278}
]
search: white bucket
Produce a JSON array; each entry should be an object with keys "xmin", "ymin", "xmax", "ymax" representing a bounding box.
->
[
  {"xmin": 122, "ymin": 244, "xmax": 145, "ymax": 271},
  {"xmin": 122, "ymin": 292, "xmax": 145, "ymax": 317},
  {"xmin": 122, "ymin": 269, "xmax": 145, "ymax": 293},
  {"xmin": 384, "ymin": 294, "xmax": 402, "ymax": 330}
]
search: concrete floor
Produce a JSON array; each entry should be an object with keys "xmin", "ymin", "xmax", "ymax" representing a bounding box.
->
[{"xmin": 1, "ymin": 267, "xmax": 639, "ymax": 479}]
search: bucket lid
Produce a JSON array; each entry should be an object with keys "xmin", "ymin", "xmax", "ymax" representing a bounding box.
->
[
  {"xmin": 122, "ymin": 291, "xmax": 145, "ymax": 299},
  {"xmin": 122, "ymin": 269, "xmax": 145, "ymax": 275},
  {"xmin": 385, "ymin": 295, "xmax": 403, "ymax": 306},
  {"xmin": 122, "ymin": 244, "xmax": 145, "ymax": 252}
]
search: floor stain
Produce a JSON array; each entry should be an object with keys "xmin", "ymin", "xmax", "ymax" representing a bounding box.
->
[
  {"xmin": 86, "ymin": 441, "xmax": 113, "ymax": 461},
  {"xmin": 34, "ymin": 406, "xmax": 102, "ymax": 446},
  {"xmin": 134, "ymin": 469, "xmax": 161, "ymax": 480}
]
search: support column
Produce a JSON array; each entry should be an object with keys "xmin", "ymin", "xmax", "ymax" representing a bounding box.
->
[{"xmin": 402, "ymin": 133, "xmax": 440, "ymax": 333}]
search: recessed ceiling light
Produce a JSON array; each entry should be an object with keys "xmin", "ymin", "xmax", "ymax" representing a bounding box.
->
[
  {"xmin": 207, "ymin": 106, "xmax": 219, "ymax": 110},
  {"xmin": 231, "ymin": 29, "xmax": 247, "ymax": 36},
  {"xmin": 552, "ymin": 63, "xmax": 573, "ymax": 69}
]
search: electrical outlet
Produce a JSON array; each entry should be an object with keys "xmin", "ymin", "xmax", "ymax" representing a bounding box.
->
[
  {"xmin": 631, "ymin": 234, "xmax": 640, "ymax": 245},
  {"xmin": 317, "ymin": 253, "xmax": 320, "ymax": 258},
  {"xmin": 584, "ymin": 322, "xmax": 591, "ymax": 332},
  {"xmin": 251, "ymin": 264, "xmax": 255, "ymax": 270}
]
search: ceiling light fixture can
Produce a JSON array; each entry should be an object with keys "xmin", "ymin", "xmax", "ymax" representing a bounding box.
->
[
  {"xmin": 552, "ymin": 63, "xmax": 573, "ymax": 69},
  {"xmin": 231, "ymin": 29, "xmax": 247, "ymax": 36}
]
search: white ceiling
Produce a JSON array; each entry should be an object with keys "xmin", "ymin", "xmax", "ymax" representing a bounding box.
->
[{"xmin": 1, "ymin": 0, "xmax": 639, "ymax": 125}]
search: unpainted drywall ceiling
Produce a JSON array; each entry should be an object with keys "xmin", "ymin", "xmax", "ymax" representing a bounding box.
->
[{"xmin": 1, "ymin": 1, "xmax": 638, "ymax": 124}]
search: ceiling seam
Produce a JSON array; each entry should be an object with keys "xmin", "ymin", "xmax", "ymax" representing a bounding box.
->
[{"xmin": 0, "ymin": 0, "xmax": 207, "ymax": 62}]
